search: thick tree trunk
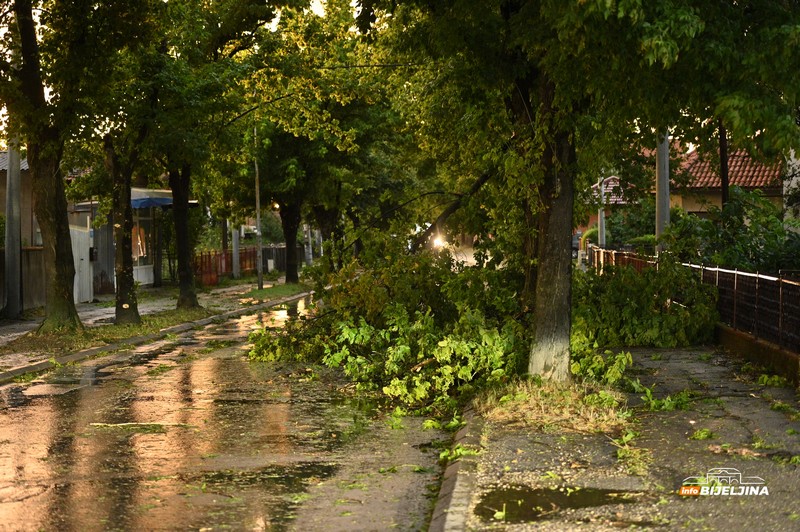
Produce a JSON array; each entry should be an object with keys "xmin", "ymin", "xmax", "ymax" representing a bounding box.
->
[
  {"xmin": 14, "ymin": 0, "xmax": 81, "ymax": 332},
  {"xmin": 527, "ymin": 81, "xmax": 575, "ymax": 382},
  {"xmin": 29, "ymin": 142, "xmax": 82, "ymax": 332},
  {"xmin": 104, "ymin": 135, "xmax": 141, "ymax": 325},
  {"xmin": 168, "ymin": 165, "xmax": 199, "ymax": 308},
  {"xmin": 279, "ymin": 203, "xmax": 302, "ymax": 284}
]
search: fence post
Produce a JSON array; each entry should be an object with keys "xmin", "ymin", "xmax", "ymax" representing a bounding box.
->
[
  {"xmin": 779, "ymin": 274, "xmax": 784, "ymax": 349},
  {"xmin": 733, "ymin": 269, "xmax": 738, "ymax": 329},
  {"xmin": 754, "ymin": 273, "xmax": 759, "ymax": 336}
]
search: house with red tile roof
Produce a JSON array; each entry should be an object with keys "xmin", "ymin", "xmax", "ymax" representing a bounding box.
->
[{"xmin": 671, "ymin": 149, "xmax": 785, "ymax": 215}]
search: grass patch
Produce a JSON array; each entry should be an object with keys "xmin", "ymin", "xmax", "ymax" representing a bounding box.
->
[
  {"xmin": 243, "ymin": 283, "xmax": 309, "ymax": 301},
  {"xmin": 146, "ymin": 364, "xmax": 175, "ymax": 377},
  {"xmin": 473, "ymin": 378, "xmax": 630, "ymax": 434},
  {"xmin": 0, "ymin": 307, "xmax": 214, "ymax": 360},
  {"xmin": 0, "ymin": 277, "xmax": 292, "ymax": 361},
  {"xmin": 12, "ymin": 371, "xmax": 41, "ymax": 383}
]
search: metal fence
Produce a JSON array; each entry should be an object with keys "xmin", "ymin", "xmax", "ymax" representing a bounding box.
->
[
  {"xmin": 691, "ymin": 265, "xmax": 800, "ymax": 354},
  {"xmin": 586, "ymin": 245, "xmax": 800, "ymax": 354},
  {"xmin": 190, "ymin": 244, "xmax": 305, "ymax": 287}
]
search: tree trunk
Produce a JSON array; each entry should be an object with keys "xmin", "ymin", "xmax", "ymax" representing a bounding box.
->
[
  {"xmin": 29, "ymin": 143, "xmax": 82, "ymax": 332},
  {"xmin": 312, "ymin": 205, "xmax": 338, "ymax": 272},
  {"xmin": 14, "ymin": 0, "xmax": 81, "ymax": 332},
  {"xmin": 279, "ymin": 202, "xmax": 302, "ymax": 283},
  {"xmin": 347, "ymin": 210, "xmax": 363, "ymax": 259},
  {"xmin": 168, "ymin": 164, "xmax": 199, "ymax": 308},
  {"xmin": 527, "ymin": 80, "xmax": 575, "ymax": 382},
  {"xmin": 104, "ymin": 135, "xmax": 141, "ymax": 325}
]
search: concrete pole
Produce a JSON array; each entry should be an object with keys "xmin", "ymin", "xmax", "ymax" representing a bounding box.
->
[
  {"xmin": 231, "ymin": 222, "xmax": 240, "ymax": 279},
  {"xmin": 597, "ymin": 177, "xmax": 606, "ymax": 248},
  {"xmin": 303, "ymin": 224, "xmax": 313, "ymax": 265},
  {"xmin": 254, "ymin": 127, "xmax": 263, "ymax": 290},
  {"xmin": 3, "ymin": 137, "xmax": 23, "ymax": 318},
  {"xmin": 655, "ymin": 131, "xmax": 671, "ymax": 253}
]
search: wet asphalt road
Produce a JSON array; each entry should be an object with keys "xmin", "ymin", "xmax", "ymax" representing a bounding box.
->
[{"xmin": 0, "ymin": 301, "xmax": 445, "ymax": 531}]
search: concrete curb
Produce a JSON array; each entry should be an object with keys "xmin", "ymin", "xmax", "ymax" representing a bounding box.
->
[
  {"xmin": 0, "ymin": 291, "xmax": 311, "ymax": 385},
  {"xmin": 429, "ymin": 408, "xmax": 483, "ymax": 532}
]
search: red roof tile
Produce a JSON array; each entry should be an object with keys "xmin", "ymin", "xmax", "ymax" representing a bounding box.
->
[{"xmin": 680, "ymin": 149, "xmax": 782, "ymax": 190}]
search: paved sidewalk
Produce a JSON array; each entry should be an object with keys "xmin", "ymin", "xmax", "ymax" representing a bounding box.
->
[
  {"xmin": 0, "ymin": 282, "xmax": 304, "ymax": 382},
  {"xmin": 433, "ymin": 348, "xmax": 800, "ymax": 531}
]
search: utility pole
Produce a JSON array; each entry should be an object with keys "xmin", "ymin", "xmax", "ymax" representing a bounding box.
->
[
  {"xmin": 3, "ymin": 137, "xmax": 23, "ymax": 318},
  {"xmin": 231, "ymin": 222, "xmax": 240, "ymax": 279},
  {"xmin": 597, "ymin": 177, "xmax": 606, "ymax": 248},
  {"xmin": 254, "ymin": 126, "xmax": 264, "ymax": 290},
  {"xmin": 655, "ymin": 131, "xmax": 671, "ymax": 253}
]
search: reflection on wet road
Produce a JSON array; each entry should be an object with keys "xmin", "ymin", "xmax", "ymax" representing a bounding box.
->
[{"xmin": 0, "ymin": 299, "xmax": 391, "ymax": 530}]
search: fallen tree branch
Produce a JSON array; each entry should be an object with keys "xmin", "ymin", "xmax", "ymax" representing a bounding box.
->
[{"xmin": 409, "ymin": 172, "xmax": 493, "ymax": 253}]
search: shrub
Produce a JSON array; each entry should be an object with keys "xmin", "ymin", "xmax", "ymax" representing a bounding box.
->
[
  {"xmin": 572, "ymin": 256, "xmax": 718, "ymax": 349},
  {"xmin": 249, "ymin": 248, "xmax": 527, "ymax": 413}
]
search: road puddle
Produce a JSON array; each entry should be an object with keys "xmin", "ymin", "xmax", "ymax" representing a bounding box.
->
[{"xmin": 475, "ymin": 485, "xmax": 640, "ymax": 523}]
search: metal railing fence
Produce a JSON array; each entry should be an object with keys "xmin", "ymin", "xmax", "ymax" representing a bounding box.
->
[{"xmin": 586, "ymin": 245, "xmax": 800, "ymax": 354}]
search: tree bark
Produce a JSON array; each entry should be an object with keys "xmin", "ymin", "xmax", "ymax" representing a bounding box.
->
[
  {"xmin": 14, "ymin": 0, "xmax": 81, "ymax": 332},
  {"xmin": 104, "ymin": 135, "xmax": 141, "ymax": 325},
  {"xmin": 28, "ymin": 140, "xmax": 82, "ymax": 332},
  {"xmin": 527, "ymin": 80, "xmax": 575, "ymax": 382},
  {"xmin": 168, "ymin": 164, "xmax": 199, "ymax": 308},
  {"xmin": 279, "ymin": 202, "xmax": 302, "ymax": 283}
]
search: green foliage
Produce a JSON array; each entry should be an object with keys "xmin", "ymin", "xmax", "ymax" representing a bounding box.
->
[
  {"xmin": 605, "ymin": 196, "xmax": 656, "ymax": 248},
  {"xmin": 439, "ymin": 443, "xmax": 480, "ymax": 463},
  {"xmin": 569, "ymin": 343, "xmax": 632, "ymax": 386},
  {"xmin": 758, "ymin": 374, "xmax": 790, "ymax": 388},
  {"xmin": 639, "ymin": 387, "xmax": 694, "ymax": 412},
  {"xmin": 325, "ymin": 304, "xmax": 518, "ymax": 410},
  {"xmin": 250, "ymin": 243, "xmax": 527, "ymax": 413},
  {"xmin": 664, "ymin": 187, "xmax": 800, "ymax": 274},
  {"xmin": 690, "ymin": 428, "xmax": 716, "ymax": 441},
  {"xmin": 572, "ymin": 256, "xmax": 718, "ymax": 349}
]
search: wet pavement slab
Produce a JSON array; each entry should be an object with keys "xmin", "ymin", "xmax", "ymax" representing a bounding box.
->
[
  {"xmin": 0, "ymin": 301, "xmax": 446, "ymax": 531},
  {"xmin": 443, "ymin": 348, "xmax": 800, "ymax": 531}
]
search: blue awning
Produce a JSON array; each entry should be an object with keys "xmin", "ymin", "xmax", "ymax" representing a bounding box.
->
[{"xmin": 131, "ymin": 188, "xmax": 173, "ymax": 209}]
